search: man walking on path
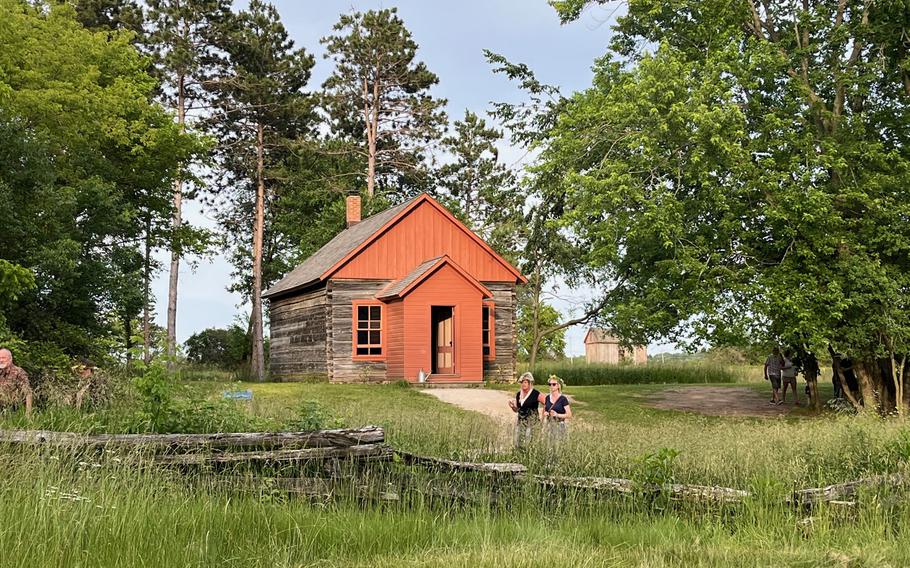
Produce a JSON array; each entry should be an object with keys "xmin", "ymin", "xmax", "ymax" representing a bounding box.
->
[
  {"xmin": 764, "ymin": 347, "xmax": 783, "ymax": 405},
  {"xmin": 0, "ymin": 348, "xmax": 32, "ymax": 416}
]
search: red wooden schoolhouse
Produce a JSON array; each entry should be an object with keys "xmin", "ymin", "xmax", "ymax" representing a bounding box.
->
[{"xmin": 263, "ymin": 193, "xmax": 526, "ymax": 383}]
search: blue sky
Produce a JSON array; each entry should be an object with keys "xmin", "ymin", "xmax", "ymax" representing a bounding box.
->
[{"xmin": 151, "ymin": 0, "xmax": 652, "ymax": 356}]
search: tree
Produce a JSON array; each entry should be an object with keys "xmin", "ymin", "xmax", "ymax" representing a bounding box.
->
[
  {"xmin": 184, "ymin": 325, "xmax": 248, "ymax": 369},
  {"xmin": 321, "ymin": 8, "xmax": 446, "ymax": 200},
  {"xmin": 437, "ymin": 110, "xmax": 520, "ymax": 241},
  {"xmin": 486, "ymin": 50, "xmax": 612, "ymax": 371},
  {"xmin": 70, "ymin": 0, "xmax": 144, "ymax": 35},
  {"xmin": 516, "ymin": 289, "xmax": 566, "ymax": 361},
  {"xmin": 547, "ymin": 1, "xmax": 910, "ymax": 413},
  {"xmin": 145, "ymin": 0, "xmax": 229, "ymax": 362},
  {"xmin": 0, "ymin": 0, "xmax": 197, "ymax": 366},
  {"xmin": 208, "ymin": 0, "xmax": 315, "ymax": 381}
]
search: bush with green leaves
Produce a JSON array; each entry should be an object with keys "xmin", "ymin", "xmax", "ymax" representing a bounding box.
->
[{"xmin": 183, "ymin": 325, "xmax": 249, "ymax": 370}]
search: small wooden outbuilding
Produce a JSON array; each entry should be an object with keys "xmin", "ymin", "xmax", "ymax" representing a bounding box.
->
[
  {"xmin": 263, "ymin": 193, "xmax": 527, "ymax": 383},
  {"xmin": 584, "ymin": 329, "xmax": 647, "ymax": 365}
]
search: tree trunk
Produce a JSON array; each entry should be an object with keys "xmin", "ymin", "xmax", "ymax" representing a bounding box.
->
[
  {"xmin": 250, "ymin": 122, "xmax": 266, "ymax": 382},
  {"xmin": 891, "ymin": 353, "xmax": 907, "ymax": 417},
  {"xmin": 166, "ymin": 72, "xmax": 186, "ymax": 365},
  {"xmin": 528, "ymin": 266, "xmax": 542, "ymax": 372},
  {"xmin": 854, "ymin": 359, "xmax": 882, "ymax": 414},
  {"xmin": 829, "ymin": 346, "xmax": 862, "ymax": 411},
  {"xmin": 143, "ymin": 215, "xmax": 152, "ymax": 365},
  {"xmin": 124, "ymin": 314, "xmax": 133, "ymax": 369},
  {"xmin": 366, "ymin": 72, "xmax": 380, "ymax": 198}
]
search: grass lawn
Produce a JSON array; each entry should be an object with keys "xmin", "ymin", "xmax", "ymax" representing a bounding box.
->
[{"xmin": 3, "ymin": 377, "xmax": 910, "ymax": 567}]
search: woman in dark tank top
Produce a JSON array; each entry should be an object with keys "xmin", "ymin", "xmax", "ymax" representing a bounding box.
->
[
  {"xmin": 508, "ymin": 372, "xmax": 543, "ymax": 448},
  {"xmin": 544, "ymin": 375, "xmax": 572, "ymax": 441}
]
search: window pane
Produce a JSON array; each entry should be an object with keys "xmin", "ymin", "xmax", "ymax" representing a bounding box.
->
[
  {"xmin": 369, "ymin": 331, "xmax": 380, "ymax": 345},
  {"xmin": 357, "ymin": 330, "xmax": 368, "ymax": 345},
  {"xmin": 358, "ymin": 305, "xmax": 369, "ymax": 320},
  {"xmin": 369, "ymin": 320, "xmax": 380, "ymax": 329},
  {"xmin": 483, "ymin": 346, "xmax": 490, "ymax": 356},
  {"xmin": 370, "ymin": 347, "xmax": 382, "ymax": 355},
  {"xmin": 356, "ymin": 347, "xmax": 369, "ymax": 355}
]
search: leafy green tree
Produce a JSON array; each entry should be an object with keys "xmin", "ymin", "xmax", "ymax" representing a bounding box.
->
[
  {"xmin": 184, "ymin": 325, "xmax": 248, "ymax": 369},
  {"xmin": 0, "ymin": 0, "xmax": 196, "ymax": 366},
  {"xmin": 321, "ymin": 8, "xmax": 446, "ymax": 200},
  {"xmin": 516, "ymin": 293, "xmax": 566, "ymax": 361},
  {"xmin": 207, "ymin": 0, "xmax": 315, "ymax": 381},
  {"xmin": 547, "ymin": 0, "xmax": 910, "ymax": 413},
  {"xmin": 486, "ymin": 51, "xmax": 611, "ymax": 370}
]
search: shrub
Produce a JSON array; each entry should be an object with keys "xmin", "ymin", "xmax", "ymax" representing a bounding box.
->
[
  {"xmin": 287, "ymin": 400, "xmax": 342, "ymax": 431},
  {"xmin": 184, "ymin": 325, "xmax": 249, "ymax": 369}
]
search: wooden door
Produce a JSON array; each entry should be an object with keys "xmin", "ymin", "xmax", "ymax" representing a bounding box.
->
[{"xmin": 432, "ymin": 306, "xmax": 455, "ymax": 374}]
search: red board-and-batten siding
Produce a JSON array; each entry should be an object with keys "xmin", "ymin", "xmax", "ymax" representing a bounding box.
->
[
  {"xmin": 385, "ymin": 262, "xmax": 487, "ymax": 383},
  {"xmin": 331, "ymin": 200, "xmax": 519, "ymax": 283}
]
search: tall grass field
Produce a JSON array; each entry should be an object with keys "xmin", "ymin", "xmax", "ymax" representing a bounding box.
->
[
  {"xmin": 524, "ymin": 361, "xmax": 737, "ymax": 385},
  {"xmin": 1, "ymin": 379, "xmax": 909, "ymax": 566}
]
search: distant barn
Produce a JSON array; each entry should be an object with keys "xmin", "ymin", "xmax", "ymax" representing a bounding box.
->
[
  {"xmin": 584, "ymin": 329, "xmax": 647, "ymax": 365},
  {"xmin": 263, "ymin": 193, "xmax": 527, "ymax": 384}
]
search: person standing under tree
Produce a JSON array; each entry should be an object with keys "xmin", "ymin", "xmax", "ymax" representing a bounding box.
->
[
  {"xmin": 780, "ymin": 349, "xmax": 800, "ymax": 405},
  {"xmin": 508, "ymin": 372, "xmax": 543, "ymax": 448},
  {"xmin": 764, "ymin": 346, "xmax": 783, "ymax": 405},
  {"xmin": 0, "ymin": 348, "xmax": 32, "ymax": 417}
]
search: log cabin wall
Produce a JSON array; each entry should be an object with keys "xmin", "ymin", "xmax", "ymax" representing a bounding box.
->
[
  {"xmin": 268, "ymin": 286, "xmax": 328, "ymax": 381},
  {"xmin": 484, "ymin": 283, "xmax": 517, "ymax": 382},
  {"xmin": 327, "ymin": 279, "xmax": 391, "ymax": 383}
]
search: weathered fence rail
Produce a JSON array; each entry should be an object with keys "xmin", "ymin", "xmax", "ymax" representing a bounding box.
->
[
  {"xmin": 0, "ymin": 426, "xmax": 384, "ymax": 451},
  {"xmin": 790, "ymin": 473, "xmax": 909, "ymax": 508},
  {"xmin": 1, "ymin": 427, "xmax": 905, "ymax": 508},
  {"xmin": 155, "ymin": 443, "xmax": 394, "ymax": 465}
]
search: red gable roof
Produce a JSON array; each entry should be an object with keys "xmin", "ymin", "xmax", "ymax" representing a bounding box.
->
[
  {"xmin": 323, "ymin": 194, "xmax": 526, "ymax": 284},
  {"xmin": 265, "ymin": 193, "xmax": 525, "ymax": 299},
  {"xmin": 376, "ymin": 256, "xmax": 493, "ymax": 301}
]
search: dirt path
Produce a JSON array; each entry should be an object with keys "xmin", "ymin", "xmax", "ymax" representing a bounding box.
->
[
  {"xmin": 421, "ymin": 388, "xmax": 515, "ymax": 424},
  {"xmin": 647, "ymin": 386, "xmax": 799, "ymax": 417}
]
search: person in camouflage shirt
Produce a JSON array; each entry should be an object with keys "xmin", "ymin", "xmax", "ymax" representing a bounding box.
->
[{"xmin": 0, "ymin": 348, "xmax": 32, "ymax": 416}]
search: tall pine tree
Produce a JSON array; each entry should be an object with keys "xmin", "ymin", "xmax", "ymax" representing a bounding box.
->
[
  {"xmin": 437, "ymin": 110, "xmax": 521, "ymax": 250},
  {"xmin": 321, "ymin": 8, "xmax": 446, "ymax": 201},
  {"xmin": 208, "ymin": 0, "xmax": 314, "ymax": 381},
  {"xmin": 146, "ymin": 0, "xmax": 230, "ymax": 361}
]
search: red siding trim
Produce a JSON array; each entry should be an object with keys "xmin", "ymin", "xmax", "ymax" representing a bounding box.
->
[
  {"xmin": 385, "ymin": 300, "xmax": 405, "ymax": 379},
  {"xmin": 400, "ymin": 264, "xmax": 485, "ymax": 382},
  {"xmin": 380, "ymin": 256, "xmax": 492, "ymax": 300}
]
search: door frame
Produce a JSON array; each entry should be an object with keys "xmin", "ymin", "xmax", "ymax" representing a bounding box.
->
[{"xmin": 430, "ymin": 305, "xmax": 456, "ymax": 375}]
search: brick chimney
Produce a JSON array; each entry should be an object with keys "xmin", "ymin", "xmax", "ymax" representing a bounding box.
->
[{"xmin": 345, "ymin": 194, "xmax": 361, "ymax": 228}]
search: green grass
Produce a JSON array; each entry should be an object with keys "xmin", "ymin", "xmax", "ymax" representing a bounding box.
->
[
  {"xmin": 3, "ymin": 375, "xmax": 910, "ymax": 566},
  {"xmin": 525, "ymin": 361, "xmax": 737, "ymax": 385}
]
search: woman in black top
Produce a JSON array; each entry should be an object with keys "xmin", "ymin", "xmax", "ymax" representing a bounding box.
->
[
  {"xmin": 544, "ymin": 375, "xmax": 572, "ymax": 442},
  {"xmin": 508, "ymin": 372, "xmax": 543, "ymax": 448}
]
